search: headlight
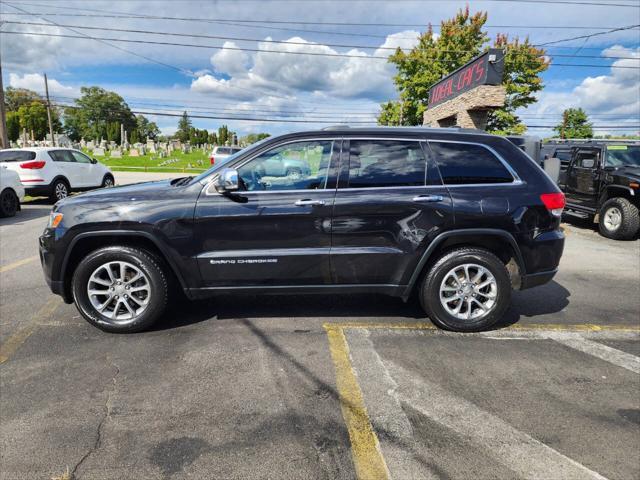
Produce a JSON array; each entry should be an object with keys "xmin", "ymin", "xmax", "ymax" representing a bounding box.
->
[{"xmin": 48, "ymin": 212, "xmax": 64, "ymax": 228}]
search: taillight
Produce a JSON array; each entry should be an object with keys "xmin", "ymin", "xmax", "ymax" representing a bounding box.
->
[
  {"xmin": 210, "ymin": 156, "xmax": 215, "ymax": 165},
  {"xmin": 540, "ymin": 192, "xmax": 565, "ymax": 217},
  {"xmin": 20, "ymin": 160, "xmax": 46, "ymax": 169}
]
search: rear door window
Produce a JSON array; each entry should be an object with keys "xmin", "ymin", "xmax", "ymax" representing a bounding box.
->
[
  {"xmin": 49, "ymin": 150, "xmax": 75, "ymax": 162},
  {"xmin": 428, "ymin": 141, "xmax": 514, "ymax": 185},
  {"xmin": 0, "ymin": 151, "xmax": 36, "ymax": 162},
  {"xmin": 346, "ymin": 140, "xmax": 426, "ymax": 188}
]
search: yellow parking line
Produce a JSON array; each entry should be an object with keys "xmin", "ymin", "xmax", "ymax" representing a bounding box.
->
[
  {"xmin": 0, "ymin": 297, "xmax": 60, "ymax": 364},
  {"xmin": 324, "ymin": 324, "xmax": 390, "ymax": 480},
  {"xmin": 323, "ymin": 321, "xmax": 640, "ymax": 333},
  {"xmin": 0, "ymin": 255, "xmax": 38, "ymax": 274}
]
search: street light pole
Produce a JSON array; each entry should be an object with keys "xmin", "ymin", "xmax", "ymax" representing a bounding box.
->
[{"xmin": 44, "ymin": 73, "xmax": 55, "ymax": 146}]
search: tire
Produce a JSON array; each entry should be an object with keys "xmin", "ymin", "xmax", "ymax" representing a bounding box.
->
[
  {"xmin": 72, "ymin": 246, "xmax": 169, "ymax": 333},
  {"xmin": 0, "ymin": 188, "xmax": 18, "ymax": 217},
  {"xmin": 102, "ymin": 174, "xmax": 115, "ymax": 188},
  {"xmin": 598, "ymin": 197, "xmax": 639, "ymax": 240},
  {"xmin": 419, "ymin": 247, "xmax": 512, "ymax": 332},
  {"xmin": 50, "ymin": 178, "xmax": 69, "ymax": 203}
]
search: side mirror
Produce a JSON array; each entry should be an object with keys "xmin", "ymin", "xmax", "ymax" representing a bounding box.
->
[
  {"xmin": 214, "ymin": 168, "xmax": 239, "ymax": 193},
  {"xmin": 91, "ymin": 158, "xmax": 98, "ymax": 164}
]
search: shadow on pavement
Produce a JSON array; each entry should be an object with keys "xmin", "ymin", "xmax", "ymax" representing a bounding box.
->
[
  {"xmin": 155, "ymin": 280, "xmax": 570, "ymax": 332},
  {"xmin": 0, "ymin": 203, "xmax": 51, "ymax": 226}
]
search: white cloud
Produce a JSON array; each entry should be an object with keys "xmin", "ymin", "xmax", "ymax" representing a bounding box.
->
[
  {"xmin": 8, "ymin": 73, "xmax": 76, "ymax": 96},
  {"xmin": 210, "ymin": 41, "xmax": 250, "ymax": 76}
]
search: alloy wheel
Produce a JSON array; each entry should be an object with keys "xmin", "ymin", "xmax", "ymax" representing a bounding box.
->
[
  {"xmin": 55, "ymin": 182, "xmax": 68, "ymax": 200},
  {"xmin": 439, "ymin": 263, "xmax": 497, "ymax": 321},
  {"xmin": 87, "ymin": 261, "xmax": 151, "ymax": 324},
  {"xmin": 603, "ymin": 206, "xmax": 622, "ymax": 232}
]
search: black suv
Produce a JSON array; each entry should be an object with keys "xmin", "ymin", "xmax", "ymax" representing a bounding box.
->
[
  {"xmin": 555, "ymin": 141, "xmax": 640, "ymax": 239},
  {"xmin": 39, "ymin": 127, "xmax": 565, "ymax": 333}
]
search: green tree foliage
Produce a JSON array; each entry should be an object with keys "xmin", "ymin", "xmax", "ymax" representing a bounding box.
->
[
  {"xmin": 240, "ymin": 133, "xmax": 271, "ymax": 145},
  {"xmin": 217, "ymin": 125, "xmax": 230, "ymax": 145},
  {"xmin": 175, "ymin": 111, "xmax": 192, "ymax": 143},
  {"xmin": 135, "ymin": 115, "xmax": 160, "ymax": 141},
  {"xmin": 4, "ymin": 87, "xmax": 61, "ymax": 140},
  {"xmin": 64, "ymin": 86, "xmax": 136, "ymax": 141},
  {"xmin": 379, "ymin": 7, "xmax": 548, "ymax": 135},
  {"xmin": 6, "ymin": 111, "xmax": 21, "ymax": 142},
  {"xmin": 554, "ymin": 108, "xmax": 594, "ymax": 139},
  {"xmin": 208, "ymin": 132, "xmax": 218, "ymax": 144},
  {"xmin": 189, "ymin": 128, "xmax": 209, "ymax": 145}
]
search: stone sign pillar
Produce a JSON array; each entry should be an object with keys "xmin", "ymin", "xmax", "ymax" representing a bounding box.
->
[{"xmin": 423, "ymin": 85, "xmax": 506, "ymax": 130}]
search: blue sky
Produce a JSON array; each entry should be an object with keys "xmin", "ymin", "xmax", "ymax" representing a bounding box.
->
[{"xmin": 2, "ymin": 0, "xmax": 639, "ymax": 139}]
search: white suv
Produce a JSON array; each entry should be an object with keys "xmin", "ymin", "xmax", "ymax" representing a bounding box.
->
[
  {"xmin": 0, "ymin": 148, "xmax": 114, "ymax": 202},
  {"xmin": 209, "ymin": 146, "xmax": 243, "ymax": 166}
]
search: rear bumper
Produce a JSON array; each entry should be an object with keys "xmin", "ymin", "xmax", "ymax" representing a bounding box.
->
[
  {"xmin": 25, "ymin": 184, "xmax": 52, "ymax": 196},
  {"xmin": 520, "ymin": 269, "xmax": 558, "ymax": 290}
]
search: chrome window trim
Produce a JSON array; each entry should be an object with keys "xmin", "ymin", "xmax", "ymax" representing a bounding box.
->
[
  {"xmin": 427, "ymin": 139, "xmax": 522, "ymax": 185},
  {"xmin": 205, "ymin": 137, "xmax": 339, "ymax": 196}
]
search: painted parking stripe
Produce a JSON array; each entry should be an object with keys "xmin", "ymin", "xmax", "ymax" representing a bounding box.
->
[
  {"xmin": 548, "ymin": 333, "xmax": 640, "ymax": 374},
  {"xmin": 386, "ymin": 360, "xmax": 609, "ymax": 480},
  {"xmin": 0, "ymin": 255, "xmax": 38, "ymax": 274},
  {"xmin": 345, "ymin": 329, "xmax": 433, "ymax": 480},
  {"xmin": 324, "ymin": 325, "xmax": 390, "ymax": 480},
  {"xmin": 0, "ymin": 297, "xmax": 59, "ymax": 364}
]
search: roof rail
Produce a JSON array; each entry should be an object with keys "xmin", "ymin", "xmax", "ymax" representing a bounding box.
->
[{"xmin": 322, "ymin": 125, "xmax": 350, "ymax": 131}]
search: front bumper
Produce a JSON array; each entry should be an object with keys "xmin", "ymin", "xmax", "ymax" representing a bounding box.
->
[{"xmin": 39, "ymin": 229, "xmax": 72, "ymax": 303}]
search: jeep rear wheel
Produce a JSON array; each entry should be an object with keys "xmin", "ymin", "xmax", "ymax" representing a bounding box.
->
[
  {"xmin": 420, "ymin": 247, "xmax": 511, "ymax": 332},
  {"xmin": 599, "ymin": 197, "xmax": 639, "ymax": 240},
  {"xmin": 72, "ymin": 246, "xmax": 168, "ymax": 333}
]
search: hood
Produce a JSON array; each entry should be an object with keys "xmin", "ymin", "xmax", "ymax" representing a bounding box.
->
[
  {"xmin": 56, "ymin": 179, "xmax": 175, "ymax": 208},
  {"xmin": 614, "ymin": 165, "xmax": 640, "ymax": 181}
]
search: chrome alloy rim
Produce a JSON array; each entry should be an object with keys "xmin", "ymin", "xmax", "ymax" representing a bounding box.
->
[
  {"xmin": 55, "ymin": 182, "xmax": 68, "ymax": 199},
  {"xmin": 604, "ymin": 206, "xmax": 622, "ymax": 231},
  {"xmin": 439, "ymin": 263, "xmax": 497, "ymax": 321},
  {"xmin": 87, "ymin": 261, "xmax": 151, "ymax": 324}
]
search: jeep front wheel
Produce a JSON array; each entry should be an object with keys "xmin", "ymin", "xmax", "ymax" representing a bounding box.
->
[
  {"xmin": 420, "ymin": 247, "xmax": 511, "ymax": 332},
  {"xmin": 599, "ymin": 197, "xmax": 639, "ymax": 240},
  {"xmin": 72, "ymin": 246, "xmax": 168, "ymax": 332}
]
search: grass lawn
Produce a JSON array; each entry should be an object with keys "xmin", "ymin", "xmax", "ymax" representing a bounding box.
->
[{"xmin": 85, "ymin": 148, "xmax": 210, "ymax": 173}]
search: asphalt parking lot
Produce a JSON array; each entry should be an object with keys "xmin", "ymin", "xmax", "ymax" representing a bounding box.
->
[{"xmin": 1, "ymin": 173, "xmax": 638, "ymax": 480}]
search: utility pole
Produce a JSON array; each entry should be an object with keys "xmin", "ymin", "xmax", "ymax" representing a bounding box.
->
[
  {"xmin": 0, "ymin": 62, "xmax": 8, "ymax": 149},
  {"xmin": 44, "ymin": 73, "xmax": 55, "ymax": 146}
]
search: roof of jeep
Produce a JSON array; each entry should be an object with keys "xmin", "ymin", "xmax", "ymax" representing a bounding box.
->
[{"xmin": 275, "ymin": 126, "xmax": 495, "ymax": 140}]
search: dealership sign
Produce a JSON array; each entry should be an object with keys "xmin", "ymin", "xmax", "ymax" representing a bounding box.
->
[{"xmin": 427, "ymin": 49, "xmax": 506, "ymax": 108}]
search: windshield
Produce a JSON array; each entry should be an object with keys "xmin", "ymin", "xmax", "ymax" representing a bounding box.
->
[
  {"xmin": 193, "ymin": 137, "xmax": 273, "ymax": 183},
  {"xmin": 606, "ymin": 145, "xmax": 640, "ymax": 167}
]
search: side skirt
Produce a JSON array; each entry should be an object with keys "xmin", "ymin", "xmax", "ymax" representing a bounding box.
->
[{"xmin": 187, "ymin": 284, "xmax": 407, "ymax": 299}]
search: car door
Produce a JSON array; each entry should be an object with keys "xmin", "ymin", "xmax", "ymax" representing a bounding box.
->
[
  {"xmin": 565, "ymin": 148, "xmax": 601, "ymax": 209},
  {"xmin": 330, "ymin": 138, "xmax": 454, "ymax": 287},
  {"xmin": 68, "ymin": 150, "xmax": 97, "ymax": 187},
  {"xmin": 194, "ymin": 138, "xmax": 341, "ymax": 288},
  {"xmin": 48, "ymin": 150, "xmax": 80, "ymax": 187}
]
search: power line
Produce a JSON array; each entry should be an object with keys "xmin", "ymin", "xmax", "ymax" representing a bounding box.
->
[
  {"xmin": 5, "ymin": 21, "xmax": 640, "ymax": 60},
  {"xmin": 3, "ymin": 30, "xmax": 639, "ymax": 68}
]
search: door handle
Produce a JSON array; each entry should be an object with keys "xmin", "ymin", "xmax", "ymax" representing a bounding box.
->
[
  {"xmin": 412, "ymin": 194, "xmax": 444, "ymax": 203},
  {"xmin": 295, "ymin": 199, "xmax": 325, "ymax": 206}
]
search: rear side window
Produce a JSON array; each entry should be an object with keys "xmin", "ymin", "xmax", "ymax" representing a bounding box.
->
[
  {"xmin": 347, "ymin": 140, "xmax": 426, "ymax": 188},
  {"xmin": 429, "ymin": 142, "xmax": 514, "ymax": 185},
  {"xmin": 0, "ymin": 151, "xmax": 36, "ymax": 162},
  {"xmin": 216, "ymin": 148, "xmax": 231, "ymax": 155},
  {"xmin": 49, "ymin": 150, "xmax": 75, "ymax": 162}
]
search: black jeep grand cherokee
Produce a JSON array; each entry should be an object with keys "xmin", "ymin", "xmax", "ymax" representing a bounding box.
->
[{"xmin": 39, "ymin": 127, "xmax": 565, "ymax": 333}]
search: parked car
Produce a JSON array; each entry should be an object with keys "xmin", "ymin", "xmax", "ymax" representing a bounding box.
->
[
  {"xmin": 0, "ymin": 148, "xmax": 114, "ymax": 203},
  {"xmin": 0, "ymin": 165, "xmax": 25, "ymax": 217},
  {"xmin": 209, "ymin": 146, "xmax": 243, "ymax": 166},
  {"xmin": 553, "ymin": 141, "xmax": 640, "ymax": 239},
  {"xmin": 40, "ymin": 127, "xmax": 565, "ymax": 333}
]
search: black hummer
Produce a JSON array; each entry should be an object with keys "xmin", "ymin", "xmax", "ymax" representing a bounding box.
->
[
  {"xmin": 39, "ymin": 127, "xmax": 565, "ymax": 333},
  {"xmin": 554, "ymin": 141, "xmax": 640, "ymax": 239}
]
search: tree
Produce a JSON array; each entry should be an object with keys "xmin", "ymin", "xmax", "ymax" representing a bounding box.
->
[
  {"xmin": 208, "ymin": 132, "xmax": 218, "ymax": 144},
  {"xmin": 17, "ymin": 102, "xmax": 49, "ymax": 140},
  {"xmin": 378, "ymin": 7, "xmax": 548, "ymax": 135},
  {"xmin": 136, "ymin": 115, "xmax": 160, "ymax": 141},
  {"xmin": 175, "ymin": 111, "xmax": 192, "ymax": 143},
  {"xmin": 554, "ymin": 108, "xmax": 593, "ymax": 139},
  {"xmin": 64, "ymin": 86, "xmax": 136, "ymax": 141},
  {"xmin": 4, "ymin": 87, "xmax": 42, "ymax": 111},
  {"xmin": 6, "ymin": 111, "xmax": 20, "ymax": 142},
  {"xmin": 240, "ymin": 133, "xmax": 270, "ymax": 145},
  {"xmin": 218, "ymin": 125, "xmax": 229, "ymax": 145}
]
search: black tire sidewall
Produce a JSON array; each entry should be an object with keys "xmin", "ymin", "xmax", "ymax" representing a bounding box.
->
[
  {"xmin": 72, "ymin": 247, "xmax": 167, "ymax": 333},
  {"xmin": 599, "ymin": 198, "xmax": 639, "ymax": 240},
  {"xmin": 0, "ymin": 189, "xmax": 18, "ymax": 217},
  {"xmin": 102, "ymin": 175, "xmax": 114, "ymax": 187},
  {"xmin": 421, "ymin": 249, "xmax": 511, "ymax": 332},
  {"xmin": 51, "ymin": 179, "xmax": 69, "ymax": 202}
]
